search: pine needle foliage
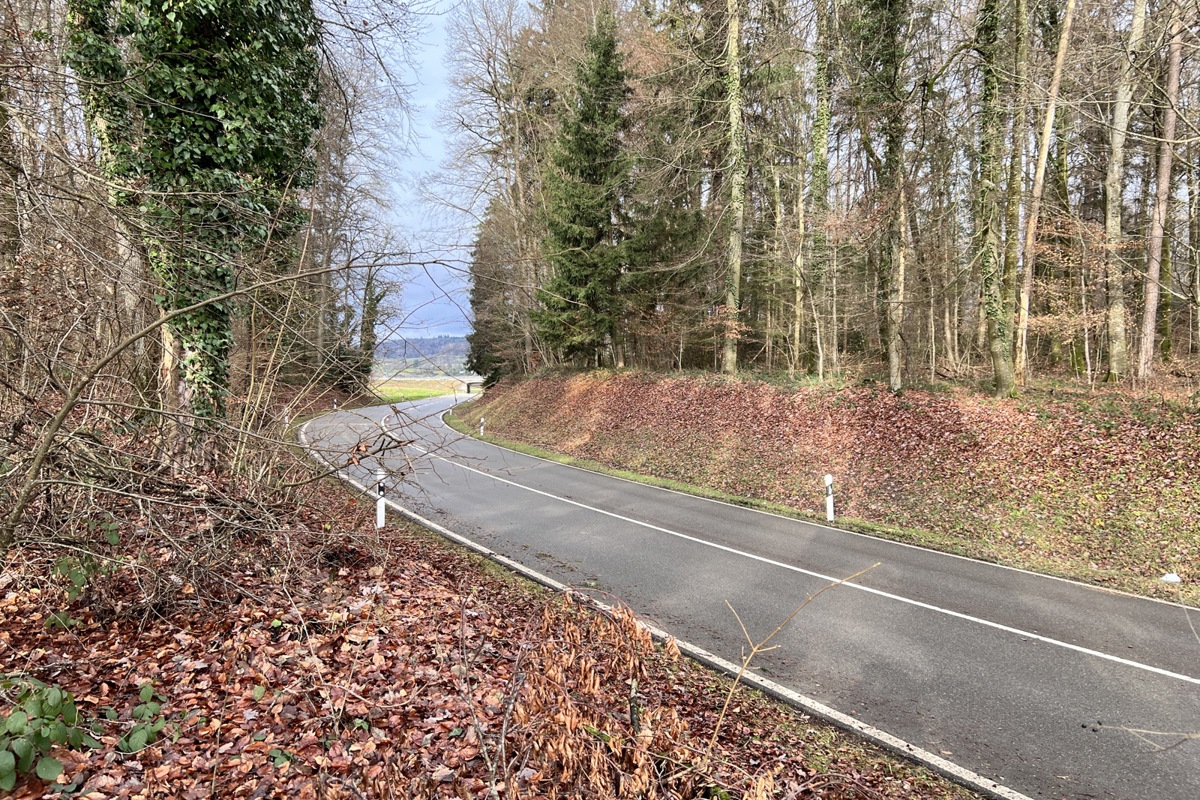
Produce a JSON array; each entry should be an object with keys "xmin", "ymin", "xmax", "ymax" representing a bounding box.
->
[{"xmin": 535, "ymin": 8, "xmax": 631, "ymax": 364}]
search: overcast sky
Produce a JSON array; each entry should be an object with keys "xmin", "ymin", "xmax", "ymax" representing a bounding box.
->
[{"xmin": 389, "ymin": 1, "xmax": 473, "ymax": 339}]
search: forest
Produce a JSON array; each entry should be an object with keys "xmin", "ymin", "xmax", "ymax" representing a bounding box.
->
[
  {"xmin": 2, "ymin": 0, "xmax": 1198, "ymax": 796},
  {"xmin": 0, "ymin": 2, "xmax": 425, "ymax": 791},
  {"xmin": 456, "ymin": 0, "xmax": 1200, "ymax": 397}
]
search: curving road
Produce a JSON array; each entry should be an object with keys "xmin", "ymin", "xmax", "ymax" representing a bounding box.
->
[{"xmin": 301, "ymin": 395, "xmax": 1200, "ymax": 800}]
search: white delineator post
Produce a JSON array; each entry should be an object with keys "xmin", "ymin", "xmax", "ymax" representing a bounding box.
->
[
  {"xmin": 479, "ymin": 416, "xmax": 485, "ymax": 437},
  {"xmin": 825, "ymin": 474, "xmax": 835, "ymax": 522},
  {"xmin": 375, "ymin": 469, "xmax": 387, "ymax": 529}
]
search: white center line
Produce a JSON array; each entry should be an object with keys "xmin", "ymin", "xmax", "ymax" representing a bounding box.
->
[{"xmin": 409, "ymin": 441, "xmax": 1200, "ymax": 687}]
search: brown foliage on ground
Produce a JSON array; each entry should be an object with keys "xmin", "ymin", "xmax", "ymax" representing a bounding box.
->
[
  {"xmin": 0, "ymin": 482, "xmax": 971, "ymax": 799},
  {"xmin": 460, "ymin": 371, "xmax": 1200, "ymax": 603}
]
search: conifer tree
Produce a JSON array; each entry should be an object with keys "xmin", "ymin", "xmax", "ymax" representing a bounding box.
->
[{"xmin": 535, "ymin": 7, "xmax": 630, "ymax": 365}]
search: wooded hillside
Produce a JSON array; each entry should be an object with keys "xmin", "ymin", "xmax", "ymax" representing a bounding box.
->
[{"xmin": 452, "ymin": 0, "xmax": 1200, "ymax": 397}]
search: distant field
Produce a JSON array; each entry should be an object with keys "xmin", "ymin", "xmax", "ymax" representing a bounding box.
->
[
  {"xmin": 374, "ymin": 355, "xmax": 468, "ymax": 377},
  {"xmin": 371, "ymin": 376, "xmax": 477, "ymax": 404}
]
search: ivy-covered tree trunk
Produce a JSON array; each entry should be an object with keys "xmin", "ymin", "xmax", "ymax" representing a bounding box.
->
[
  {"xmin": 359, "ymin": 262, "xmax": 387, "ymax": 371},
  {"xmin": 66, "ymin": 0, "xmax": 321, "ymax": 469},
  {"xmin": 535, "ymin": 8, "xmax": 630, "ymax": 365},
  {"xmin": 975, "ymin": 0, "xmax": 1014, "ymax": 397}
]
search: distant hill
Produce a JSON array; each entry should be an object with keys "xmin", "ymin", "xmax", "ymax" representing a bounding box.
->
[{"xmin": 375, "ymin": 335, "xmax": 470, "ymax": 376}]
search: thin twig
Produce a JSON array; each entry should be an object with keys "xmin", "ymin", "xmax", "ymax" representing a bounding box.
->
[{"xmin": 705, "ymin": 562, "xmax": 880, "ymax": 758}]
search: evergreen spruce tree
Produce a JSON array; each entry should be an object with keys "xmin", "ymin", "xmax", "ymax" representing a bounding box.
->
[{"xmin": 535, "ymin": 8, "xmax": 630, "ymax": 365}]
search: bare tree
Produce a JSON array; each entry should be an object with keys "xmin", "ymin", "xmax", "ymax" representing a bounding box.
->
[
  {"xmin": 1135, "ymin": 8, "xmax": 1183, "ymax": 380},
  {"xmin": 1103, "ymin": 0, "xmax": 1148, "ymax": 382}
]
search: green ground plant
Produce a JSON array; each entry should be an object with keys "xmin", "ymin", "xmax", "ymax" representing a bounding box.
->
[{"xmin": 0, "ymin": 677, "xmax": 100, "ymax": 790}]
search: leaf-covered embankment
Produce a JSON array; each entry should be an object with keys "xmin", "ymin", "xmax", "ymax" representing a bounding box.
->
[
  {"xmin": 1, "ymin": 502, "xmax": 972, "ymax": 799},
  {"xmin": 455, "ymin": 372, "xmax": 1199, "ymax": 604}
]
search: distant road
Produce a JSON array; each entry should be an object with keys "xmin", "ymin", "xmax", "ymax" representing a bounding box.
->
[{"xmin": 302, "ymin": 395, "xmax": 1200, "ymax": 800}]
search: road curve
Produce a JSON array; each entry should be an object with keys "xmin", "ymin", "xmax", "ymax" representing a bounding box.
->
[{"xmin": 301, "ymin": 395, "xmax": 1200, "ymax": 800}]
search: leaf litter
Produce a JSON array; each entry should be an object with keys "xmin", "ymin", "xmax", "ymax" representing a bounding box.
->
[{"xmin": 1, "ymin": 479, "xmax": 975, "ymax": 799}]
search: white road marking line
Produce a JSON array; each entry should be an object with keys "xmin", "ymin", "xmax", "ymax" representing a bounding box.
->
[
  {"xmin": 432, "ymin": 405, "xmax": 1196, "ymax": 612},
  {"xmin": 299, "ymin": 424, "xmax": 1035, "ymax": 800},
  {"xmin": 408, "ymin": 442, "xmax": 1200, "ymax": 687}
]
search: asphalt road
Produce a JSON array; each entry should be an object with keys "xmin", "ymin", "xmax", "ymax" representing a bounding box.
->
[{"xmin": 301, "ymin": 395, "xmax": 1200, "ymax": 800}]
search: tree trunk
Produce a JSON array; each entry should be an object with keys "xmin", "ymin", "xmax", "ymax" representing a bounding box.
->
[
  {"xmin": 1135, "ymin": 12, "xmax": 1181, "ymax": 380},
  {"xmin": 359, "ymin": 263, "xmax": 385, "ymax": 373},
  {"xmin": 886, "ymin": 187, "xmax": 907, "ymax": 392},
  {"xmin": 1191, "ymin": 131, "xmax": 1199, "ymax": 354},
  {"xmin": 1001, "ymin": 0, "xmax": 1028, "ymax": 386},
  {"xmin": 1158, "ymin": 233, "xmax": 1172, "ymax": 363},
  {"xmin": 1103, "ymin": 0, "xmax": 1148, "ymax": 381},
  {"xmin": 808, "ymin": 1, "xmax": 832, "ymax": 379},
  {"xmin": 1015, "ymin": 0, "xmax": 1075, "ymax": 382},
  {"xmin": 159, "ymin": 323, "xmax": 193, "ymax": 471},
  {"xmin": 721, "ymin": 0, "xmax": 746, "ymax": 375},
  {"xmin": 976, "ymin": 0, "xmax": 1015, "ymax": 397},
  {"xmin": 0, "ymin": 42, "xmax": 19, "ymax": 275}
]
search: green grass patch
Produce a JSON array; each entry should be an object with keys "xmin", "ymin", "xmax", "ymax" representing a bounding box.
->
[
  {"xmin": 371, "ymin": 377, "xmax": 462, "ymax": 405},
  {"xmin": 373, "ymin": 386, "xmax": 448, "ymax": 404}
]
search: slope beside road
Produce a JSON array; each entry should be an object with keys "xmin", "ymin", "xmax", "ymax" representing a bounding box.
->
[{"xmin": 301, "ymin": 395, "xmax": 1200, "ymax": 800}]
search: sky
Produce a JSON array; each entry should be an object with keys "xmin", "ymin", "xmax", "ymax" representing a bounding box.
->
[{"xmin": 388, "ymin": 1, "xmax": 474, "ymax": 339}]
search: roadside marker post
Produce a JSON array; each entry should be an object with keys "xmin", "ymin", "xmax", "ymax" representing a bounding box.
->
[
  {"xmin": 825, "ymin": 474, "xmax": 835, "ymax": 522},
  {"xmin": 479, "ymin": 417, "xmax": 485, "ymax": 437},
  {"xmin": 375, "ymin": 469, "xmax": 387, "ymax": 529}
]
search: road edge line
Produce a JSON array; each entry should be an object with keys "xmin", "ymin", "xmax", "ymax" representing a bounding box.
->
[
  {"xmin": 437, "ymin": 409, "xmax": 1197, "ymax": 612},
  {"xmin": 299, "ymin": 411, "xmax": 1033, "ymax": 800}
]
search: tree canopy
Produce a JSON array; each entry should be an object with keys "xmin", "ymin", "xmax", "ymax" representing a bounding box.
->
[
  {"xmin": 450, "ymin": 0, "xmax": 1200, "ymax": 395},
  {"xmin": 534, "ymin": 8, "xmax": 631, "ymax": 365}
]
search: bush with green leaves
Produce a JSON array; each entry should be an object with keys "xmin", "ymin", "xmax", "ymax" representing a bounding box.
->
[
  {"xmin": 0, "ymin": 677, "xmax": 99, "ymax": 790},
  {"xmin": 117, "ymin": 683, "xmax": 168, "ymax": 753}
]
